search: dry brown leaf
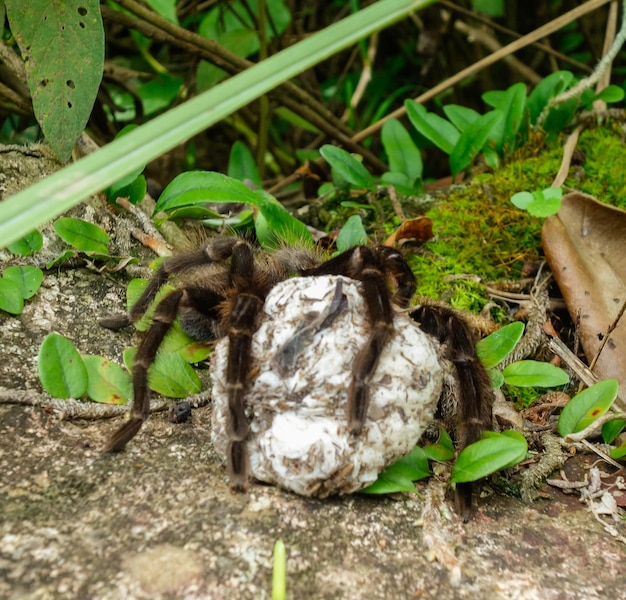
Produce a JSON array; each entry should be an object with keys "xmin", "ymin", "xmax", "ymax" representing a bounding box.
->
[
  {"xmin": 542, "ymin": 191, "xmax": 626, "ymax": 408},
  {"xmin": 384, "ymin": 216, "xmax": 433, "ymax": 247}
]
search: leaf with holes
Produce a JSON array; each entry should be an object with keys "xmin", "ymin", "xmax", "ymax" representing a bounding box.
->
[
  {"xmin": 477, "ymin": 322, "xmax": 524, "ymax": 369},
  {"xmin": 451, "ymin": 430, "xmax": 528, "ymax": 483},
  {"xmin": 5, "ymin": 0, "xmax": 104, "ymax": 161},
  {"xmin": 53, "ymin": 217, "xmax": 110, "ymax": 254},
  {"xmin": 38, "ymin": 333, "xmax": 88, "ymax": 399},
  {"xmin": 0, "ymin": 278, "xmax": 24, "ymax": 315},
  {"xmin": 3, "ymin": 266, "xmax": 44, "ymax": 300},
  {"xmin": 83, "ymin": 355, "xmax": 132, "ymax": 404},
  {"xmin": 558, "ymin": 379, "xmax": 619, "ymax": 436}
]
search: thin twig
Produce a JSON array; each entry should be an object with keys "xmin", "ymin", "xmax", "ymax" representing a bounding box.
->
[
  {"xmin": 589, "ymin": 298, "xmax": 626, "ymax": 371},
  {"xmin": 593, "ymin": 0, "xmax": 620, "ymax": 111},
  {"xmin": 353, "ymin": 0, "xmax": 614, "ymax": 144},
  {"xmin": 547, "ymin": 336, "xmax": 598, "ymax": 388},
  {"xmin": 0, "ymin": 387, "xmax": 211, "ymax": 420},
  {"xmin": 552, "ymin": 124, "xmax": 584, "ymax": 188},
  {"xmin": 438, "ymin": 0, "xmax": 593, "ymax": 74},
  {"xmin": 453, "ymin": 20, "xmax": 541, "ymax": 85},
  {"xmin": 537, "ymin": 0, "xmax": 626, "ymax": 127},
  {"xmin": 564, "ymin": 412, "xmax": 626, "ymax": 443}
]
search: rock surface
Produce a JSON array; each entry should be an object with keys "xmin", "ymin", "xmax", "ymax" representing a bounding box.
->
[{"xmin": 2, "ymin": 145, "xmax": 626, "ymax": 599}]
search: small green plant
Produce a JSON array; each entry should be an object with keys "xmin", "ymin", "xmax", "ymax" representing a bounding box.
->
[
  {"xmin": 511, "ymin": 187, "xmax": 563, "ymax": 218},
  {"xmin": 272, "ymin": 539, "xmax": 287, "ymax": 600},
  {"xmin": 0, "ymin": 265, "xmax": 43, "ymax": 315}
]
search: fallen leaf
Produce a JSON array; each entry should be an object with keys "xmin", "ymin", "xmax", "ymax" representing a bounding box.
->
[
  {"xmin": 384, "ymin": 217, "xmax": 434, "ymax": 246},
  {"xmin": 542, "ymin": 192, "xmax": 626, "ymax": 409}
]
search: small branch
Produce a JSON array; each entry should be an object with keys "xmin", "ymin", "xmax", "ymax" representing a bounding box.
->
[
  {"xmin": 546, "ymin": 336, "xmax": 598, "ymax": 388},
  {"xmin": 537, "ymin": 0, "xmax": 626, "ymax": 127},
  {"xmin": 454, "ymin": 20, "xmax": 542, "ymax": 85},
  {"xmin": 0, "ymin": 387, "xmax": 211, "ymax": 420},
  {"xmin": 552, "ymin": 124, "xmax": 584, "ymax": 188},
  {"xmin": 564, "ymin": 412, "xmax": 626, "ymax": 443},
  {"xmin": 352, "ymin": 0, "xmax": 614, "ymax": 145}
]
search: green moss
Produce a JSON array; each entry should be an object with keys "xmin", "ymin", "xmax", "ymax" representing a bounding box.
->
[{"xmin": 409, "ymin": 121, "xmax": 626, "ymax": 304}]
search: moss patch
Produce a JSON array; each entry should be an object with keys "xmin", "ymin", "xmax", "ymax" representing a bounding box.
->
[{"xmin": 408, "ymin": 121, "xmax": 626, "ymax": 307}]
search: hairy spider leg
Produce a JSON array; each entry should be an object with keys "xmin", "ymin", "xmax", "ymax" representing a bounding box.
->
[
  {"xmin": 103, "ymin": 238, "xmax": 250, "ymax": 453},
  {"xmin": 302, "ymin": 245, "xmax": 417, "ymax": 434},
  {"xmin": 220, "ymin": 240, "xmax": 279, "ymax": 491},
  {"xmin": 100, "ymin": 237, "xmax": 248, "ymax": 331},
  {"xmin": 410, "ymin": 304, "xmax": 493, "ymax": 520}
]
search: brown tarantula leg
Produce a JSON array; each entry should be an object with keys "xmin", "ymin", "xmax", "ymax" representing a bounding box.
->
[
  {"xmin": 411, "ymin": 304, "xmax": 493, "ymax": 520},
  {"xmin": 100, "ymin": 238, "xmax": 241, "ymax": 330},
  {"xmin": 303, "ymin": 245, "xmax": 417, "ymax": 433},
  {"xmin": 223, "ymin": 241, "xmax": 268, "ymax": 491},
  {"xmin": 104, "ymin": 289, "xmax": 184, "ymax": 452}
]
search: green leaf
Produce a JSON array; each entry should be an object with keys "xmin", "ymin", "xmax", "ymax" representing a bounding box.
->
[
  {"xmin": 450, "ymin": 110, "xmax": 503, "ymax": 175},
  {"xmin": 319, "ymin": 145, "xmax": 374, "ymax": 190},
  {"xmin": 53, "ymin": 217, "xmax": 110, "ymax": 254},
  {"xmin": 511, "ymin": 191, "xmax": 534, "ymax": 210},
  {"xmin": 451, "ymin": 430, "xmax": 527, "ymax": 483},
  {"xmin": 336, "ymin": 215, "xmax": 368, "ymax": 252},
  {"xmin": 558, "ymin": 379, "xmax": 619, "ymax": 436},
  {"xmin": 0, "ymin": 278, "xmax": 24, "ymax": 314},
  {"xmin": 381, "ymin": 118, "xmax": 423, "ymax": 181},
  {"xmin": 7, "ymin": 230, "xmax": 43, "ymax": 256},
  {"xmin": 228, "ymin": 141, "xmax": 263, "ymax": 188},
  {"xmin": 361, "ymin": 446, "xmax": 431, "ymax": 494},
  {"xmin": 502, "ymin": 360, "xmax": 569, "ymax": 387},
  {"xmin": 488, "ymin": 82, "xmax": 526, "ymax": 154},
  {"xmin": 5, "ymin": 0, "xmax": 104, "ymax": 161},
  {"xmin": 124, "ymin": 347, "xmax": 202, "ymax": 398},
  {"xmin": 160, "ymin": 320, "xmax": 212, "ymax": 363},
  {"xmin": 610, "ymin": 441, "xmax": 626, "ymax": 460},
  {"xmin": 477, "ymin": 322, "xmax": 524, "ymax": 369},
  {"xmin": 472, "ymin": 0, "xmax": 504, "ymax": 17},
  {"xmin": 423, "ymin": 429, "xmax": 455, "ymax": 462},
  {"xmin": 83, "ymin": 355, "xmax": 132, "ymax": 405},
  {"xmin": 594, "ymin": 85, "xmax": 624, "ymax": 104},
  {"xmin": 155, "ymin": 171, "xmax": 312, "ymax": 248},
  {"xmin": 2, "ymin": 266, "xmax": 43, "ymax": 299},
  {"xmin": 442, "ymin": 104, "xmax": 480, "ymax": 132},
  {"xmin": 405, "ymin": 100, "xmax": 460, "ymax": 154},
  {"xmin": 602, "ymin": 419, "xmax": 626, "ymax": 444},
  {"xmin": 144, "ymin": 0, "xmax": 178, "ymax": 24},
  {"xmin": 514, "ymin": 187, "xmax": 562, "ymax": 218},
  {"xmin": 38, "ymin": 333, "xmax": 88, "ymax": 399},
  {"xmin": 527, "ymin": 71, "xmax": 574, "ymax": 124}
]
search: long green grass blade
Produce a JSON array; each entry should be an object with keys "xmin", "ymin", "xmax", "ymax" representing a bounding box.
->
[{"xmin": 0, "ymin": 0, "xmax": 436, "ymax": 249}]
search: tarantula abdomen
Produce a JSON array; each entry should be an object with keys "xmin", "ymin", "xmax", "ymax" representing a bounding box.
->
[{"xmin": 210, "ymin": 274, "xmax": 444, "ymax": 498}]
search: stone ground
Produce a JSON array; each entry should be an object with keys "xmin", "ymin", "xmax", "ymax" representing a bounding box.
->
[{"xmin": 1, "ymin": 398, "xmax": 625, "ymax": 600}]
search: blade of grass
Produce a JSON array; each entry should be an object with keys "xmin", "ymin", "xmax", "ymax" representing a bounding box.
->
[{"xmin": 0, "ymin": 0, "xmax": 436, "ymax": 249}]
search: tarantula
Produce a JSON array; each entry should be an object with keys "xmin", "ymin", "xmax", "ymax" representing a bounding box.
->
[{"xmin": 101, "ymin": 236, "xmax": 492, "ymax": 517}]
